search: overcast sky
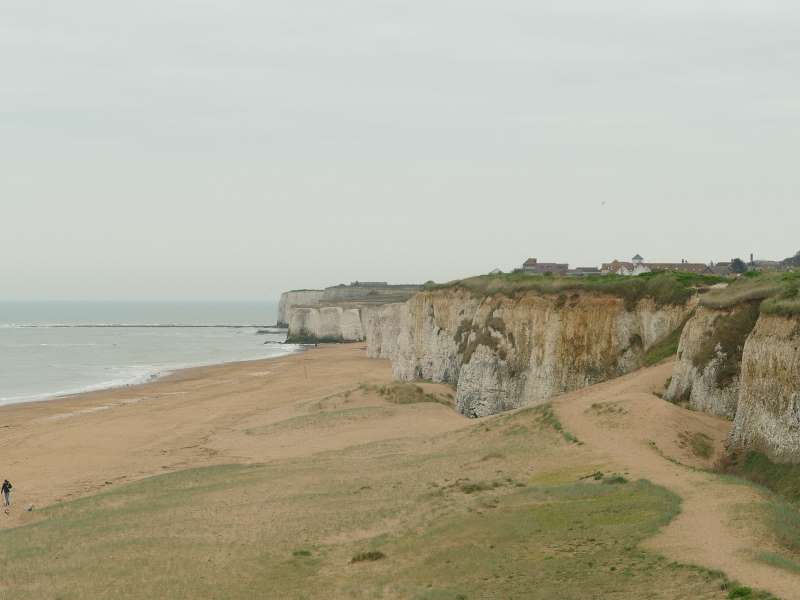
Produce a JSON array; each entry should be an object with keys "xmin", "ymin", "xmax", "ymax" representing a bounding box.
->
[{"xmin": 2, "ymin": 1, "xmax": 798, "ymax": 300}]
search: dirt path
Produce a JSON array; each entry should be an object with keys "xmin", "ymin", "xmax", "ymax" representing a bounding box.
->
[{"xmin": 553, "ymin": 361, "xmax": 800, "ymax": 600}]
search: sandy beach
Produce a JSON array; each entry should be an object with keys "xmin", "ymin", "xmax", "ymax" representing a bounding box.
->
[
  {"xmin": 3, "ymin": 344, "xmax": 800, "ymax": 598},
  {"xmin": 0, "ymin": 343, "xmax": 466, "ymax": 529}
]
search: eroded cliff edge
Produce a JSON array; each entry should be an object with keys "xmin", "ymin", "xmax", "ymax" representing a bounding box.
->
[
  {"xmin": 367, "ymin": 283, "xmax": 692, "ymax": 417},
  {"xmin": 663, "ymin": 274, "xmax": 800, "ymax": 462},
  {"xmin": 664, "ymin": 303, "xmax": 759, "ymax": 419},
  {"xmin": 728, "ymin": 314, "xmax": 800, "ymax": 462}
]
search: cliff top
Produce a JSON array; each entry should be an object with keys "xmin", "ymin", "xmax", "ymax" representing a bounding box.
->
[
  {"xmin": 423, "ymin": 271, "xmax": 727, "ymax": 309},
  {"xmin": 700, "ymin": 270, "xmax": 800, "ymax": 316}
]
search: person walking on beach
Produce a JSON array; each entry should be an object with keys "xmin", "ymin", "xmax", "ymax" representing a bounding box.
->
[{"xmin": 2, "ymin": 479, "xmax": 12, "ymax": 507}]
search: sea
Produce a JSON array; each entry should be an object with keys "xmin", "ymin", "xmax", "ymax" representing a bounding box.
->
[{"xmin": 0, "ymin": 300, "xmax": 295, "ymax": 406}]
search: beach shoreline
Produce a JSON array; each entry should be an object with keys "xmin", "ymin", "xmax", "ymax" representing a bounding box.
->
[
  {"xmin": 0, "ymin": 342, "xmax": 301, "ymax": 409},
  {"xmin": 0, "ymin": 343, "xmax": 465, "ymax": 529}
]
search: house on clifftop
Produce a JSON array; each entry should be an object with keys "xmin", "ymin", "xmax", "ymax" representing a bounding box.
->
[
  {"xmin": 521, "ymin": 258, "xmax": 569, "ymax": 275},
  {"xmin": 602, "ymin": 254, "xmax": 711, "ymax": 276}
]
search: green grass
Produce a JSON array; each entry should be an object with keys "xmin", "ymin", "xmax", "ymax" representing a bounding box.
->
[
  {"xmin": 756, "ymin": 551, "xmax": 800, "ymax": 575},
  {"xmin": 425, "ymin": 271, "xmax": 726, "ymax": 310},
  {"xmin": 700, "ymin": 271, "xmax": 800, "ymax": 314},
  {"xmin": 601, "ymin": 474, "xmax": 629, "ymax": 485},
  {"xmin": 379, "ymin": 479, "xmax": 737, "ymax": 599},
  {"xmin": 531, "ymin": 403, "xmax": 580, "ymax": 444},
  {"xmin": 717, "ymin": 451, "xmax": 800, "ymax": 503},
  {"xmin": 717, "ymin": 450, "xmax": 800, "ymax": 559},
  {"xmin": 0, "ymin": 402, "xmax": 754, "ymax": 600},
  {"xmin": 761, "ymin": 278, "xmax": 800, "ymax": 317},
  {"xmin": 724, "ymin": 585, "xmax": 776, "ymax": 599}
]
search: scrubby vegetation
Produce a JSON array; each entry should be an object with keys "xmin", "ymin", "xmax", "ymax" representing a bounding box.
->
[
  {"xmin": 717, "ymin": 451, "xmax": 800, "ymax": 561},
  {"xmin": 1, "ymin": 402, "xmax": 755, "ymax": 599},
  {"xmin": 425, "ymin": 271, "xmax": 726, "ymax": 310},
  {"xmin": 351, "ymin": 551, "xmax": 386, "ymax": 563},
  {"xmin": 678, "ymin": 431, "xmax": 714, "ymax": 459},
  {"xmin": 717, "ymin": 451, "xmax": 800, "ymax": 503},
  {"xmin": 761, "ymin": 277, "xmax": 800, "ymax": 317},
  {"xmin": 642, "ymin": 318, "xmax": 690, "ymax": 366},
  {"xmin": 532, "ymin": 403, "xmax": 580, "ymax": 444},
  {"xmin": 757, "ymin": 551, "xmax": 800, "ymax": 575},
  {"xmin": 692, "ymin": 302, "xmax": 760, "ymax": 386},
  {"xmin": 361, "ymin": 382, "xmax": 454, "ymax": 406},
  {"xmin": 700, "ymin": 271, "xmax": 800, "ymax": 316}
]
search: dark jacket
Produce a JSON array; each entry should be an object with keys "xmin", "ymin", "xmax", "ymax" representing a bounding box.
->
[{"xmin": 1, "ymin": 480, "xmax": 11, "ymax": 494}]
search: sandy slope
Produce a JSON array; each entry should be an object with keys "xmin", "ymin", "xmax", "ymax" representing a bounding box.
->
[{"xmin": 553, "ymin": 361, "xmax": 800, "ymax": 600}]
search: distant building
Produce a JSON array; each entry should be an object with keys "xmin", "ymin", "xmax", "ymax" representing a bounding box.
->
[
  {"xmin": 522, "ymin": 258, "xmax": 569, "ymax": 275},
  {"xmin": 709, "ymin": 261, "xmax": 732, "ymax": 276},
  {"xmin": 489, "ymin": 268, "xmax": 503, "ymax": 275},
  {"xmin": 602, "ymin": 254, "xmax": 710, "ymax": 276},
  {"xmin": 567, "ymin": 267, "xmax": 600, "ymax": 277},
  {"xmin": 601, "ymin": 255, "xmax": 651, "ymax": 276}
]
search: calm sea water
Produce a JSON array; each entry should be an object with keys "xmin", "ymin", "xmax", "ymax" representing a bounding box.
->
[{"xmin": 0, "ymin": 301, "xmax": 294, "ymax": 406}]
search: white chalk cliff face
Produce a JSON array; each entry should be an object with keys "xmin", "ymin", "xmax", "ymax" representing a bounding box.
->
[
  {"xmin": 361, "ymin": 286, "xmax": 800, "ymax": 461},
  {"xmin": 728, "ymin": 314, "xmax": 800, "ymax": 463},
  {"xmin": 366, "ymin": 289, "xmax": 690, "ymax": 418},
  {"xmin": 281, "ymin": 284, "xmax": 422, "ymax": 341},
  {"xmin": 277, "ymin": 290, "xmax": 324, "ymax": 327},
  {"xmin": 664, "ymin": 305, "xmax": 757, "ymax": 420},
  {"xmin": 363, "ymin": 303, "xmax": 410, "ymax": 360},
  {"xmin": 288, "ymin": 306, "xmax": 366, "ymax": 342}
]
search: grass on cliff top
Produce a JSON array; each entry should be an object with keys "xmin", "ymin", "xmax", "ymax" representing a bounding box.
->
[
  {"xmin": 424, "ymin": 271, "xmax": 726, "ymax": 309},
  {"xmin": 700, "ymin": 271, "xmax": 800, "ymax": 315},
  {"xmin": 0, "ymin": 403, "xmax": 751, "ymax": 600}
]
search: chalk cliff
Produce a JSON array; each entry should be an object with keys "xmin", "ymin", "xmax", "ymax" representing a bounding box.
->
[
  {"xmin": 728, "ymin": 314, "xmax": 800, "ymax": 463},
  {"xmin": 664, "ymin": 304, "xmax": 759, "ymax": 419},
  {"xmin": 288, "ymin": 306, "xmax": 365, "ymax": 342},
  {"xmin": 277, "ymin": 290, "xmax": 324, "ymax": 327},
  {"xmin": 366, "ymin": 288, "xmax": 691, "ymax": 417},
  {"xmin": 364, "ymin": 302, "xmax": 410, "ymax": 360},
  {"xmin": 282, "ymin": 283, "xmax": 421, "ymax": 343}
]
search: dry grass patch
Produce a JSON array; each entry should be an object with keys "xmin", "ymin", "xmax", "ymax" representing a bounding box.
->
[
  {"xmin": 677, "ymin": 431, "xmax": 714, "ymax": 459},
  {"xmin": 360, "ymin": 382, "xmax": 453, "ymax": 407}
]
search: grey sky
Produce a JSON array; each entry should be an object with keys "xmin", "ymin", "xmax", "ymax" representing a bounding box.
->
[{"xmin": 2, "ymin": 1, "xmax": 798, "ymax": 300}]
